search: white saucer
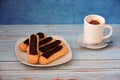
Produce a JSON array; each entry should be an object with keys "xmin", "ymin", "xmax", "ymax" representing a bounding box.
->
[{"xmin": 76, "ymin": 34, "xmax": 110, "ymax": 49}]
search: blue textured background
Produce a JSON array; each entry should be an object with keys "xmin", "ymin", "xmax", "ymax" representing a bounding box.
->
[{"xmin": 0, "ymin": 0, "xmax": 120, "ymax": 24}]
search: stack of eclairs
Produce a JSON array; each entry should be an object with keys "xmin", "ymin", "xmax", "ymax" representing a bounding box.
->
[{"xmin": 19, "ymin": 32, "xmax": 68, "ymax": 65}]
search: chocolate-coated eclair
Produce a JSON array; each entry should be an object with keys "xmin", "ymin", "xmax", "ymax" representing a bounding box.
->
[
  {"xmin": 39, "ymin": 40, "xmax": 68, "ymax": 65},
  {"xmin": 36, "ymin": 32, "xmax": 46, "ymax": 41},
  {"xmin": 19, "ymin": 32, "xmax": 46, "ymax": 52},
  {"xmin": 39, "ymin": 40, "xmax": 61, "ymax": 53},
  {"xmin": 28, "ymin": 34, "xmax": 39, "ymax": 64},
  {"xmin": 39, "ymin": 37, "xmax": 53, "ymax": 47},
  {"xmin": 19, "ymin": 39, "xmax": 29, "ymax": 52}
]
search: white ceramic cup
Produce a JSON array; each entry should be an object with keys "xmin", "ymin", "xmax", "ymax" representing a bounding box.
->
[{"xmin": 84, "ymin": 14, "xmax": 113, "ymax": 44}]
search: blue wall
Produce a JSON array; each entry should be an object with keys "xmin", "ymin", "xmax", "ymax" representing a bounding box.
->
[{"xmin": 0, "ymin": 0, "xmax": 120, "ymax": 24}]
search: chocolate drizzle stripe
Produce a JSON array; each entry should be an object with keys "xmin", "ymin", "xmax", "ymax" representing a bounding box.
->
[
  {"xmin": 29, "ymin": 34, "xmax": 38, "ymax": 55},
  {"xmin": 36, "ymin": 32, "xmax": 45, "ymax": 39},
  {"xmin": 39, "ymin": 40, "xmax": 61, "ymax": 53},
  {"xmin": 23, "ymin": 39, "xmax": 29, "ymax": 45},
  {"xmin": 39, "ymin": 37, "xmax": 53, "ymax": 46},
  {"xmin": 42, "ymin": 46, "xmax": 63, "ymax": 58}
]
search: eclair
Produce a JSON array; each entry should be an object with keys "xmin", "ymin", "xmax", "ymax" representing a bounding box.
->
[
  {"xmin": 39, "ymin": 40, "xmax": 68, "ymax": 65},
  {"xmin": 36, "ymin": 32, "xmax": 46, "ymax": 41},
  {"xmin": 19, "ymin": 39, "xmax": 29, "ymax": 52},
  {"xmin": 28, "ymin": 34, "xmax": 39, "ymax": 64},
  {"xmin": 19, "ymin": 32, "xmax": 46, "ymax": 52},
  {"xmin": 39, "ymin": 40, "xmax": 61, "ymax": 53},
  {"xmin": 39, "ymin": 37, "xmax": 53, "ymax": 47}
]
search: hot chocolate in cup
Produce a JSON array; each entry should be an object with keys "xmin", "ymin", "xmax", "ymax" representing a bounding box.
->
[{"xmin": 83, "ymin": 14, "xmax": 113, "ymax": 44}]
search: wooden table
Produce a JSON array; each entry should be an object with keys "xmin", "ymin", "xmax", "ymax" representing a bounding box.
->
[{"xmin": 0, "ymin": 24, "xmax": 120, "ymax": 80}]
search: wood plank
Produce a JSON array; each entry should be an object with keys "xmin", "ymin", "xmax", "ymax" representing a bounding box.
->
[
  {"xmin": 1, "ymin": 60, "xmax": 120, "ymax": 71},
  {"xmin": 0, "ymin": 24, "xmax": 119, "ymax": 36},
  {"xmin": 0, "ymin": 70, "xmax": 120, "ymax": 80}
]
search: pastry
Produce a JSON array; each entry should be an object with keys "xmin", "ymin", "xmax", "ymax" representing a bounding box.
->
[
  {"xmin": 39, "ymin": 40, "xmax": 68, "ymax": 65},
  {"xmin": 36, "ymin": 32, "xmax": 46, "ymax": 41},
  {"xmin": 28, "ymin": 34, "xmax": 39, "ymax": 64},
  {"xmin": 19, "ymin": 39, "xmax": 29, "ymax": 52},
  {"xmin": 19, "ymin": 32, "xmax": 46, "ymax": 52},
  {"xmin": 39, "ymin": 37, "xmax": 53, "ymax": 47}
]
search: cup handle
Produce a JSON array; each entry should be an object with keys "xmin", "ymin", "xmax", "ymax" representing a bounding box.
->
[{"xmin": 103, "ymin": 25, "xmax": 113, "ymax": 39}]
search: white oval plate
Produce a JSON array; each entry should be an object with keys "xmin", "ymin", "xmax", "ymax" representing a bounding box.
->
[{"xmin": 15, "ymin": 36, "xmax": 72, "ymax": 67}]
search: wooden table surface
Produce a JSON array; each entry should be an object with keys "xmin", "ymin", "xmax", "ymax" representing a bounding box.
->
[{"xmin": 0, "ymin": 24, "xmax": 120, "ymax": 80}]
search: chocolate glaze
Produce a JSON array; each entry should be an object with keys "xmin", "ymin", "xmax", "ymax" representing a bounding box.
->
[
  {"xmin": 23, "ymin": 39, "xmax": 29, "ymax": 45},
  {"xmin": 29, "ymin": 34, "xmax": 38, "ymax": 55},
  {"xmin": 36, "ymin": 32, "xmax": 45, "ymax": 39},
  {"xmin": 39, "ymin": 40, "xmax": 61, "ymax": 53},
  {"xmin": 39, "ymin": 37, "xmax": 53, "ymax": 46},
  {"xmin": 42, "ymin": 46, "xmax": 63, "ymax": 58}
]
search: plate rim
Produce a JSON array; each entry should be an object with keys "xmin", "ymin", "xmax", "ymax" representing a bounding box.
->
[{"xmin": 15, "ymin": 36, "xmax": 72, "ymax": 67}]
